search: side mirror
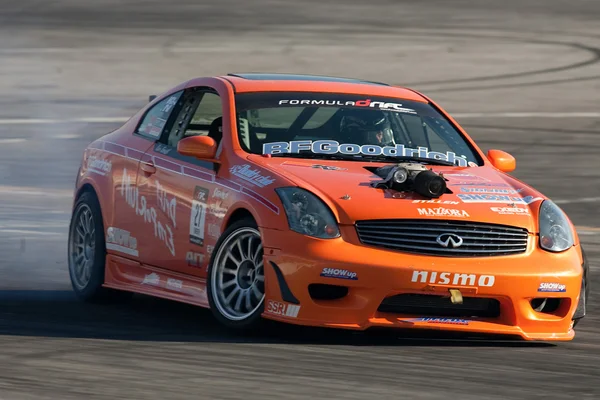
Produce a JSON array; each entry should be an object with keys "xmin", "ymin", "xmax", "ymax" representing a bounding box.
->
[
  {"xmin": 487, "ymin": 149, "xmax": 516, "ymax": 172},
  {"xmin": 148, "ymin": 95, "xmax": 157, "ymax": 102},
  {"xmin": 177, "ymin": 136, "xmax": 218, "ymax": 160}
]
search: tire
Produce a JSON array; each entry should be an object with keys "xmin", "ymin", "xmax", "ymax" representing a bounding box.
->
[
  {"xmin": 67, "ymin": 190, "xmax": 132, "ymax": 303},
  {"xmin": 207, "ymin": 217, "xmax": 265, "ymax": 330}
]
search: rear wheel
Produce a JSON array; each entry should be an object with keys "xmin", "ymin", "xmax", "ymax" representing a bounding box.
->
[
  {"xmin": 207, "ymin": 218, "xmax": 265, "ymax": 329},
  {"xmin": 68, "ymin": 191, "xmax": 131, "ymax": 303}
]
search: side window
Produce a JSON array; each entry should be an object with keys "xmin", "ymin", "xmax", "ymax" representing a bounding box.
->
[
  {"xmin": 136, "ymin": 91, "xmax": 183, "ymax": 140},
  {"xmin": 166, "ymin": 91, "xmax": 223, "ymax": 147}
]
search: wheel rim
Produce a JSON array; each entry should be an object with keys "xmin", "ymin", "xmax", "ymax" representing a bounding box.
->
[
  {"xmin": 69, "ymin": 203, "xmax": 96, "ymax": 291},
  {"xmin": 211, "ymin": 227, "xmax": 265, "ymax": 321}
]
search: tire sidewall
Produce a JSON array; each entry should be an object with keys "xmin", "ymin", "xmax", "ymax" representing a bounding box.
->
[
  {"xmin": 68, "ymin": 191, "xmax": 107, "ymax": 300},
  {"xmin": 207, "ymin": 217, "xmax": 264, "ymax": 329}
]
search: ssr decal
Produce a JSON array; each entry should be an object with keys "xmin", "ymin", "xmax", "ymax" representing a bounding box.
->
[
  {"xmin": 458, "ymin": 194, "xmax": 542, "ymax": 204},
  {"xmin": 120, "ymin": 168, "xmax": 175, "ymax": 256},
  {"xmin": 189, "ymin": 186, "xmax": 209, "ymax": 246},
  {"xmin": 86, "ymin": 154, "xmax": 112, "ymax": 176},
  {"xmin": 229, "ymin": 164, "xmax": 275, "ymax": 187},
  {"xmin": 417, "ymin": 207, "xmax": 469, "ymax": 218},
  {"xmin": 538, "ymin": 282, "xmax": 566, "ymax": 293},
  {"xmin": 404, "ymin": 317, "xmax": 470, "ymax": 325},
  {"xmin": 186, "ymin": 251, "xmax": 205, "ymax": 268},
  {"xmin": 277, "ymin": 99, "xmax": 417, "ymax": 114},
  {"xmin": 320, "ymin": 268, "xmax": 358, "ymax": 280},
  {"xmin": 411, "ymin": 270, "xmax": 496, "ymax": 287},
  {"xmin": 106, "ymin": 227, "xmax": 138, "ymax": 257},
  {"xmin": 263, "ymin": 141, "xmax": 468, "ymax": 167},
  {"xmin": 266, "ymin": 300, "xmax": 301, "ymax": 318}
]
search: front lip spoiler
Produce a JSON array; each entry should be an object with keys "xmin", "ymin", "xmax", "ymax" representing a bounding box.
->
[{"xmin": 572, "ymin": 246, "xmax": 589, "ymax": 321}]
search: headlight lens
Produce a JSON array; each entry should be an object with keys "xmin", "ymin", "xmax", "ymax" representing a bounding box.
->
[
  {"xmin": 275, "ymin": 187, "xmax": 340, "ymax": 239},
  {"xmin": 539, "ymin": 200, "xmax": 574, "ymax": 252}
]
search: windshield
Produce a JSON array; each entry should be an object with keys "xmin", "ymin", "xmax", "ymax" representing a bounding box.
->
[{"xmin": 234, "ymin": 92, "xmax": 482, "ymax": 167}]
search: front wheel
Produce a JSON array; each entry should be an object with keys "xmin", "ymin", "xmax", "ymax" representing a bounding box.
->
[
  {"xmin": 207, "ymin": 218, "xmax": 265, "ymax": 330},
  {"xmin": 68, "ymin": 191, "xmax": 131, "ymax": 303}
]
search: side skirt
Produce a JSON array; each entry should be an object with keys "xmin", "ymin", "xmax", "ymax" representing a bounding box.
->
[{"xmin": 103, "ymin": 254, "xmax": 210, "ymax": 308}]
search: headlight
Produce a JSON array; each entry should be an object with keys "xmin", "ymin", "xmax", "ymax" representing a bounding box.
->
[
  {"xmin": 275, "ymin": 187, "xmax": 340, "ymax": 239},
  {"xmin": 539, "ymin": 200, "xmax": 574, "ymax": 252}
]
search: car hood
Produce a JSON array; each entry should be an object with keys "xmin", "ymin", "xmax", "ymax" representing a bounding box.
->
[{"xmin": 249, "ymin": 156, "xmax": 545, "ymax": 231}]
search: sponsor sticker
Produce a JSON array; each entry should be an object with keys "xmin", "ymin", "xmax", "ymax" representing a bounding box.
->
[
  {"xmin": 189, "ymin": 186, "xmax": 209, "ymax": 246},
  {"xmin": 142, "ymin": 272, "xmax": 160, "ymax": 286},
  {"xmin": 320, "ymin": 268, "xmax": 358, "ymax": 280},
  {"xmin": 229, "ymin": 164, "xmax": 275, "ymax": 187},
  {"xmin": 411, "ymin": 270, "xmax": 496, "ymax": 287},
  {"xmin": 263, "ymin": 141, "xmax": 468, "ymax": 167},
  {"xmin": 87, "ymin": 155, "xmax": 112, "ymax": 176},
  {"xmin": 490, "ymin": 206, "xmax": 530, "ymax": 215},
  {"xmin": 461, "ymin": 187, "xmax": 523, "ymax": 194},
  {"xmin": 106, "ymin": 227, "xmax": 138, "ymax": 257},
  {"xmin": 207, "ymin": 223, "xmax": 220, "ymax": 239},
  {"xmin": 278, "ymin": 98, "xmax": 417, "ymax": 114},
  {"xmin": 311, "ymin": 164, "xmax": 347, "ymax": 171},
  {"xmin": 167, "ymin": 278, "xmax": 183, "ymax": 291},
  {"xmin": 412, "ymin": 200, "xmax": 460, "ymax": 205},
  {"xmin": 266, "ymin": 300, "xmax": 301, "ymax": 318},
  {"xmin": 417, "ymin": 207, "xmax": 469, "ymax": 218},
  {"xmin": 212, "ymin": 187, "xmax": 229, "ymax": 200},
  {"xmin": 538, "ymin": 282, "xmax": 566, "ymax": 293},
  {"xmin": 404, "ymin": 317, "xmax": 469, "ymax": 325},
  {"xmin": 186, "ymin": 251, "xmax": 205, "ymax": 268},
  {"xmin": 458, "ymin": 194, "xmax": 542, "ymax": 204}
]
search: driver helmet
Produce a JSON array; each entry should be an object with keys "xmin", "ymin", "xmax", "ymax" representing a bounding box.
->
[{"xmin": 339, "ymin": 109, "xmax": 394, "ymax": 145}]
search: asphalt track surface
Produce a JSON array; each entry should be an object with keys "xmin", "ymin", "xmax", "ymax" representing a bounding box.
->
[{"xmin": 0, "ymin": 1, "xmax": 599, "ymax": 399}]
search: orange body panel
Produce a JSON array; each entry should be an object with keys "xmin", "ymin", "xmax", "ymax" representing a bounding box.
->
[{"xmin": 73, "ymin": 74, "xmax": 586, "ymax": 341}]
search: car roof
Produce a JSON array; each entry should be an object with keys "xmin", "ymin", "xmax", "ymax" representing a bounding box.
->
[{"xmin": 215, "ymin": 73, "xmax": 428, "ymax": 102}]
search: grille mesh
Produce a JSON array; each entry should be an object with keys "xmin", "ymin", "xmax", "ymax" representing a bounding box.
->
[
  {"xmin": 355, "ymin": 219, "xmax": 528, "ymax": 257},
  {"xmin": 378, "ymin": 293, "xmax": 501, "ymax": 318}
]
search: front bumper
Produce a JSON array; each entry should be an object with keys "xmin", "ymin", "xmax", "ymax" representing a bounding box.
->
[{"xmin": 259, "ymin": 225, "xmax": 585, "ymax": 341}]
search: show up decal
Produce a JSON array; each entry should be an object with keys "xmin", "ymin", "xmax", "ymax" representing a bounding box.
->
[
  {"xmin": 106, "ymin": 227, "xmax": 138, "ymax": 257},
  {"xmin": 189, "ymin": 186, "xmax": 209, "ymax": 246},
  {"xmin": 121, "ymin": 167, "xmax": 176, "ymax": 256},
  {"xmin": 262, "ymin": 141, "xmax": 469, "ymax": 167}
]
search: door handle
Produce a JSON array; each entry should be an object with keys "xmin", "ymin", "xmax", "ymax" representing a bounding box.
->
[{"xmin": 140, "ymin": 162, "xmax": 156, "ymax": 175}]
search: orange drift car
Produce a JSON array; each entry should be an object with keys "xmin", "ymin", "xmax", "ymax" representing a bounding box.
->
[{"xmin": 69, "ymin": 73, "xmax": 590, "ymax": 341}]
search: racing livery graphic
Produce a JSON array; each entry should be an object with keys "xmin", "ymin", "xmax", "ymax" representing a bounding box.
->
[{"xmin": 68, "ymin": 73, "xmax": 590, "ymax": 341}]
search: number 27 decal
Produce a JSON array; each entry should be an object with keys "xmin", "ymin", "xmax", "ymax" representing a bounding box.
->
[{"xmin": 189, "ymin": 186, "xmax": 209, "ymax": 246}]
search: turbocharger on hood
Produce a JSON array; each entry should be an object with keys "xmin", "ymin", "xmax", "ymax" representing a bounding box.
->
[{"xmin": 371, "ymin": 163, "xmax": 448, "ymax": 198}]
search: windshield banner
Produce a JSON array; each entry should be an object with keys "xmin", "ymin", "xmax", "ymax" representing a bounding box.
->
[{"xmin": 262, "ymin": 140, "xmax": 468, "ymax": 167}]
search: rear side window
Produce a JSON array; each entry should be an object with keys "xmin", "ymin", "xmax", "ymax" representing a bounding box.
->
[{"xmin": 136, "ymin": 91, "xmax": 184, "ymax": 140}]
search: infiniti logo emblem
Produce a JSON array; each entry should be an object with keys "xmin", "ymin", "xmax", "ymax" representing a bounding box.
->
[{"xmin": 436, "ymin": 233, "xmax": 464, "ymax": 248}]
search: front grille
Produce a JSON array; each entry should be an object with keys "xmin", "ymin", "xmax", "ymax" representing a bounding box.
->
[
  {"xmin": 378, "ymin": 293, "xmax": 501, "ymax": 318},
  {"xmin": 355, "ymin": 219, "xmax": 528, "ymax": 257}
]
